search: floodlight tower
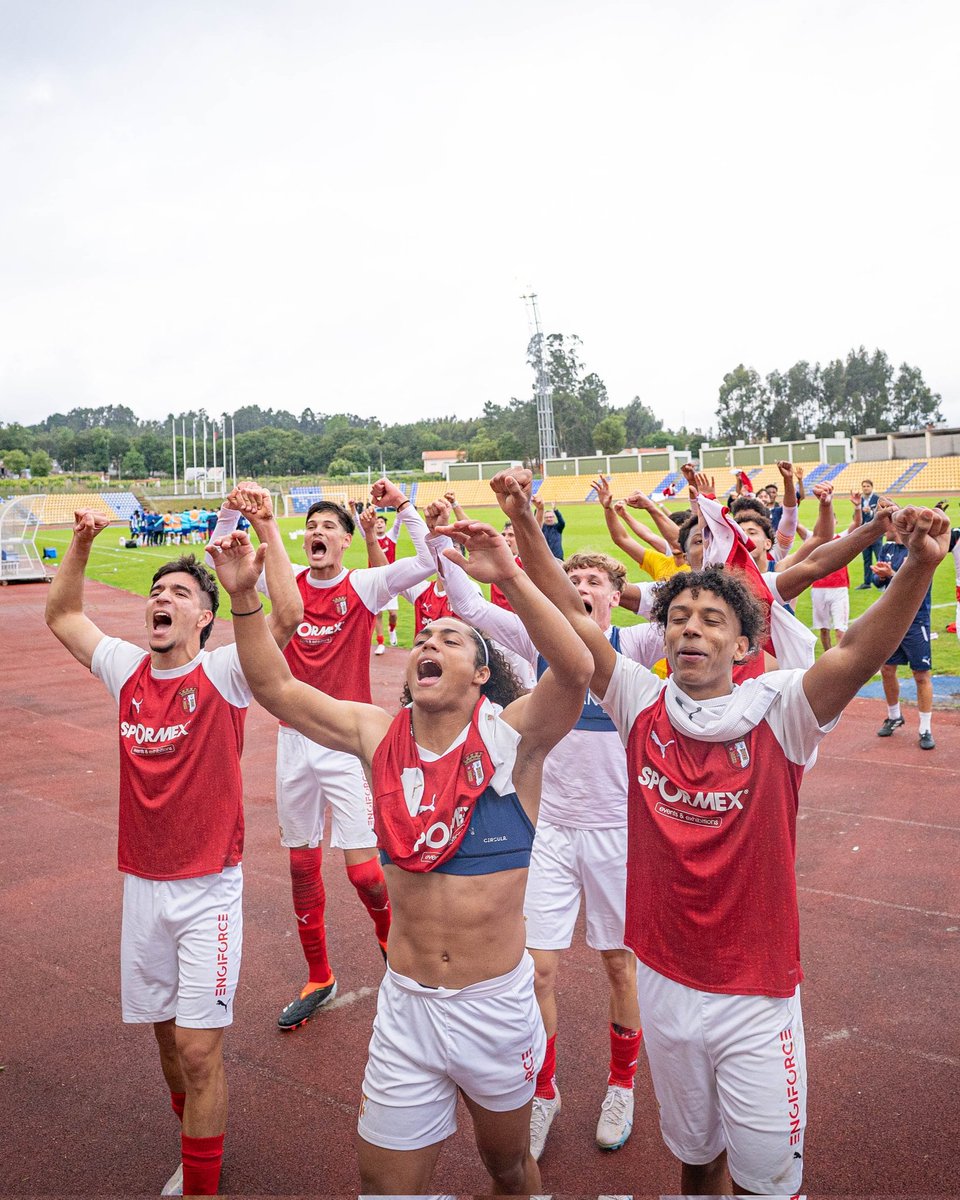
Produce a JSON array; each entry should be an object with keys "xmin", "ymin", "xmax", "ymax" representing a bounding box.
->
[{"xmin": 522, "ymin": 293, "xmax": 558, "ymax": 463}]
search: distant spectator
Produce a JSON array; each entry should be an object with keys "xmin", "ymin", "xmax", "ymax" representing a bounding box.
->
[
  {"xmin": 855, "ymin": 479, "xmax": 882, "ymax": 588},
  {"xmin": 534, "ymin": 496, "xmax": 565, "ymax": 559}
]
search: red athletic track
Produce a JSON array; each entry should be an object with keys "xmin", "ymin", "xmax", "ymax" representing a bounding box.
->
[{"xmin": 2, "ymin": 579, "xmax": 958, "ymax": 1198}]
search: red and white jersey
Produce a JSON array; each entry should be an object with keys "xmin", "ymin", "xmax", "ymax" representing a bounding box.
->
[
  {"xmin": 812, "ymin": 536, "xmax": 850, "ymax": 590},
  {"xmin": 400, "ymin": 575, "xmax": 482, "ymax": 636},
  {"xmin": 91, "ymin": 637, "xmax": 251, "ymax": 882},
  {"xmin": 440, "ymin": 549, "xmax": 664, "ymax": 828},
  {"xmin": 376, "ymin": 517, "xmax": 401, "ymax": 564},
  {"xmin": 282, "ymin": 568, "xmax": 378, "ymax": 704},
  {"xmin": 601, "ymin": 656, "xmax": 835, "ymax": 997}
]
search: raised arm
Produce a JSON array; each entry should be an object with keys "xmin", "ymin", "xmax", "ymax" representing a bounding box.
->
[
  {"xmin": 437, "ymin": 518, "xmax": 591, "ymax": 759},
  {"xmin": 359, "ymin": 505, "xmax": 389, "ymax": 568},
  {"xmin": 803, "ymin": 506, "xmax": 949, "ymax": 724},
  {"xmin": 226, "ymin": 483, "xmax": 303, "ymax": 646},
  {"xmin": 775, "ymin": 483, "xmax": 837, "ymax": 569},
  {"xmin": 489, "ymin": 470, "xmax": 620, "ymax": 698},
  {"xmin": 45, "ymin": 510, "xmax": 113, "ymax": 669},
  {"xmin": 774, "ymin": 499, "xmax": 895, "ymax": 603},
  {"xmin": 210, "ymin": 532, "xmax": 390, "ymax": 761},
  {"xmin": 593, "ymin": 477, "xmax": 651, "ymax": 568},
  {"xmin": 771, "ymin": 461, "xmax": 799, "ymax": 557},
  {"xmin": 625, "ymin": 489, "xmax": 683, "ymax": 553},
  {"xmin": 444, "ymin": 491, "xmax": 468, "ymax": 522},
  {"xmin": 616, "ymin": 504, "xmax": 670, "ymax": 555}
]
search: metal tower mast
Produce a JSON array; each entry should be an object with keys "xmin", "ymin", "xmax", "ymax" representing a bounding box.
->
[{"xmin": 522, "ymin": 293, "xmax": 558, "ymax": 463}]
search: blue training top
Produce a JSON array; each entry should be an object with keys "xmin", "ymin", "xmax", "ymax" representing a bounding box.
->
[
  {"xmin": 537, "ymin": 625, "xmax": 621, "ymax": 733},
  {"xmin": 379, "ymin": 785, "xmax": 535, "ymax": 876}
]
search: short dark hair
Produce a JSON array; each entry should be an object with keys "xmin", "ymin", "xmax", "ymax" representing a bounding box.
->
[
  {"xmin": 736, "ymin": 511, "xmax": 774, "ymax": 545},
  {"xmin": 668, "ymin": 509, "xmax": 691, "ymax": 527},
  {"xmin": 650, "ymin": 566, "xmax": 767, "ymax": 652},
  {"xmin": 730, "ymin": 496, "xmax": 768, "ymax": 520},
  {"xmin": 151, "ymin": 555, "xmax": 220, "ymax": 648},
  {"xmin": 305, "ymin": 500, "xmax": 354, "ymax": 537},
  {"xmin": 677, "ymin": 514, "xmax": 699, "ymax": 553}
]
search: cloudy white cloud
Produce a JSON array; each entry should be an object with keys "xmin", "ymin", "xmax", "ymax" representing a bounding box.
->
[{"xmin": 1, "ymin": 0, "xmax": 957, "ymax": 433}]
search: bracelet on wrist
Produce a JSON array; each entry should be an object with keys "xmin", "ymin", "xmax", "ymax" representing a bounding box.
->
[
  {"xmin": 397, "ymin": 500, "xmax": 410, "ymax": 512},
  {"xmin": 231, "ymin": 603, "xmax": 264, "ymax": 617}
]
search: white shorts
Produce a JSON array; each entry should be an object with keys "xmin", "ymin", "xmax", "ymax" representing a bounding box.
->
[
  {"xmin": 380, "ymin": 597, "xmax": 399, "ymax": 613},
  {"xmin": 276, "ymin": 726, "xmax": 376, "ymax": 850},
  {"xmin": 637, "ymin": 960, "xmax": 806, "ymax": 1195},
  {"xmin": 120, "ymin": 866, "xmax": 243, "ymax": 1028},
  {"xmin": 523, "ymin": 821, "xmax": 628, "ymax": 951},
  {"xmin": 357, "ymin": 953, "xmax": 546, "ymax": 1151},
  {"xmin": 812, "ymin": 587, "xmax": 849, "ymax": 631}
]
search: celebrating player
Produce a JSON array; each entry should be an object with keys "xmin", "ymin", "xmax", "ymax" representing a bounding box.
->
[
  {"xmin": 211, "ymin": 517, "xmax": 592, "ymax": 1195},
  {"xmin": 45, "ymin": 489, "xmax": 301, "ymax": 1196},
  {"xmin": 438, "ymin": 499, "xmax": 662, "ymax": 1158},
  {"xmin": 506, "ymin": 470, "xmax": 949, "ymax": 1197},
  {"xmin": 209, "ymin": 480, "xmax": 444, "ymax": 1030}
]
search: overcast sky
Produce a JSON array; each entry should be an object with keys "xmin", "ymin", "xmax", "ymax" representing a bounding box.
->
[{"xmin": 1, "ymin": 0, "xmax": 957, "ymax": 435}]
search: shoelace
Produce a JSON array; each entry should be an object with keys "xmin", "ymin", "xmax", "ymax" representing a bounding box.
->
[{"xmin": 600, "ymin": 1088, "xmax": 631, "ymax": 1119}]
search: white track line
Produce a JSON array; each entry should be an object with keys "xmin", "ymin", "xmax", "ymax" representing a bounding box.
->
[
  {"xmin": 798, "ymin": 886, "xmax": 960, "ymax": 921},
  {"xmin": 803, "ymin": 806, "xmax": 960, "ymax": 834}
]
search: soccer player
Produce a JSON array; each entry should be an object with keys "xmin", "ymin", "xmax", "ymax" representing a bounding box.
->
[
  {"xmin": 372, "ymin": 511, "xmax": 401, "ymax": 653},
  {"xmin": 872, "ymin": 523, "xmax": 936, "ymax": 749},
  {"xmin": 439, "ymin": 524, "xmax": 663, "ymax": 1159},
  {"xmin": 506, "ymin": 466, "xmax": 949, "ymax": 1197},
  {"xmin": 209, "ymin": 478, "xmax": 438, "ymax": 1029},
  {"xmin": 44, "ymin": 488, "xmax": 301, "ymax": 1197},
  {"xmin": 211, "ymin": 518, "xmax": 593, "ymax": 1196}
]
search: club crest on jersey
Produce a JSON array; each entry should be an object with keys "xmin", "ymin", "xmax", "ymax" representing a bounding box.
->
[
  {"xmin": 178, "ymin": 686, "xmax": 198, "ymax": 714},
  {"xmin": 725, "ymin": 738, "xmax": 750, "ymax": 769},
  {"xmin": 463, "ymin": 752, "xmax": 485, "ymax": 788},
  {"xmin": 333, "ymin": 594, "xmax": 348, "ymax": 617}
]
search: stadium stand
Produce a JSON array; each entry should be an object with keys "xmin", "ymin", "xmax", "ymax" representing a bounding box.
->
[
  {"xmin": 28, "ymin": 494, "xmax": 119, "ymax": 526},
  {"xmin": 100, "ymin": 492, "xmax": 140, "ymax": 520}
]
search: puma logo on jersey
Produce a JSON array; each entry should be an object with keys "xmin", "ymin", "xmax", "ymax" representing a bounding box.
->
[
  {"xmin": 416, "ymin": 795, "xmax": 438, "ymax": 815},
  {"xmin": 650, "ymin": 730, "xmax": 675, "ymax": 757},
  {"xmin": 131, "ymin": 696, "xmax": 143, "ymax": 713},
  {"xmin": 216, "ymin": 999, "xmax": 228, "ymax": 1009}
]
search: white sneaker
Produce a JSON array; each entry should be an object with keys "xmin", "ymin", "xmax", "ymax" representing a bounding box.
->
[
  {"xmin": 374, "ymin": 643, "xmax": 385, "ymax": 655},
  {"xmin": 596, "ymin": 1083, "xmax": 634, "ymax": 1150},
  {"xmin": 389, "ymin": 631, "xmax": 398, "ymax": 646},
  {"xmin": 161, "ymin": 1163, "xmax": 183, "ymax": 1196},
  {"xmin": 529, "ymin": 1087, "xmax": 560, "ymax": 1160}
]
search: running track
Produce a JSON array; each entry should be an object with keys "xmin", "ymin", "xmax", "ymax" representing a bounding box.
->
[{"xmin": 2, "ymin": 580, "xmax": 958, "ymax": 1196}]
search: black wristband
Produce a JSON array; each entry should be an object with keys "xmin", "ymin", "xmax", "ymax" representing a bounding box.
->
[{"xmin": 231, "ymin": 603, "xmax": 264, "ymax": 617}]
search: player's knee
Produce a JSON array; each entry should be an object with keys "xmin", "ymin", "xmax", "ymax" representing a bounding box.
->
[
  {"xmin": 175, "ymin": 1033, "xmax": 223, "ymax": 1086},
  {"xmin": 532, "ymin": 958, "xmax": 559, "ymax": 998},
  {"xmin": 477, "ymin": 1142, "xmax": 529, "ymax": 1190},
  {"xmin": 601, "ymin": 950, "xmax": 636, "ymax": 990}
]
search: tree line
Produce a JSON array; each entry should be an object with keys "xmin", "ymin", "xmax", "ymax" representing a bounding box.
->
[{"xmin": 0, "ymin": 341, "xmax": 943, "ymax": 479}]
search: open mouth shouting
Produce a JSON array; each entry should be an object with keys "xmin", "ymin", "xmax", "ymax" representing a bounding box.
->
[
  {"xmin": 416, "ymin": 658, "xmax": 443, "ymax": 686},
  {"xmin": 308, "ymin": 535, "xmax": 328, "ymax": 559},
  {"xmin": 151, "ymin": 610, "xmax": 174, "ymax": 634}
]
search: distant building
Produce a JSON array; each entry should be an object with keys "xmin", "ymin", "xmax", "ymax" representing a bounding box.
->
[{"xmin": 421, "ymin": 449, "xmax": 466, "ymax": 474}]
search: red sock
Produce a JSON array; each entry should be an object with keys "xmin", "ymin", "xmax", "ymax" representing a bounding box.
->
[
  {"xmin": 181, "ymin": 1132, "xmax": 224, "ymax": 1196},
  {"xmin": 289, "ymin": 847, "xmax": 332, "ymax": 984},
  {"xmin": 170, "ymin": 1091, "xmax": 186, "ymax": 1123},
  {"xmin": 346, "ymin": 857, "xmax": 391, "ymax": 947},
  {"xmin": 608, "ymin": 1022, "xmax": 642, "ymax": 1088},
  {"xmin": 376, "ymin": 634, "xmax": 385, "ymax": 645},
  {"xmin": 535, "ymin": 1032, "xmax": 557, "ymax": 1099}
]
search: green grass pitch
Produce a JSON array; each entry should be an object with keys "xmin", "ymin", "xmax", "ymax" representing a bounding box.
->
[{"xmin": 34, "ymin": 495, "xmax": 960, "ymax": 679}]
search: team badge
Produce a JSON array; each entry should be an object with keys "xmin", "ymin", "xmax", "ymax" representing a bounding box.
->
[
  {"xmin": 178, "ymin": 686, "xmax": 198, "ymax": 714},
  {"xmin": 725, "ymin": 739, "xmax": 750, "ymax": 769},
  {"xmin": 333, "ymin": 594, "xmax": 348, "ymax": 617},
  {"xmin": 463, "ymin": 752, "xmax": 485, "ymax": 788}
]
